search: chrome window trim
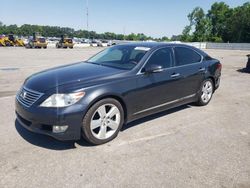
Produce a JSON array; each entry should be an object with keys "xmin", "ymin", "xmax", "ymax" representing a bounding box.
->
[
  {"xmin": 137, "ymin": 46, "xmax": 204, "ymax": 75},
  {"xmin": 173, "ymin": 46, "xmax": 204, "ymax": 67},
  {"xmin": 137, "ymin": 46, "xmax": 174, "ymax": 75},
  {"xmin": 133, "ymin": 94, "xmax": 196, "ymax": 115}
]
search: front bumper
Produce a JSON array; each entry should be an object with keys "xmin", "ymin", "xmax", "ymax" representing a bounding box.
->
[{"xmin": 15, "ymin": 98, "xmax": 87, "ymax": 141}]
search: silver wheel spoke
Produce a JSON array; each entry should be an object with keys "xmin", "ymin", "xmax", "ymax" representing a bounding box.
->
[
  {"xmin": 108, "ymin": 120, "xmax": 119, "ymax": 130},
  {"xmin": 97, "ymin": 105, "xmax": 106, "ymax": 118},
  {"xmin": 207, "ymin": 87, "xmax": 212, "ymax": 93},
  {"xmin": 107, "ymin": 106, "xmax": 119, "ymax": 118},
  {"xmin": 90, "ymin": 119, "xmax": 101, "ymax": 130},
  {"xmin": 98, "ymin": 125, "xmax": 107, "ymax": 139},
  {"xmin": 205, "ymin": 95, "xmax": 209, "ymax": 102}
]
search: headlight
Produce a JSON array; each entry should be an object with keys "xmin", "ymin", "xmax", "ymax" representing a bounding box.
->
[{"xmin": 40, "ymin": 92, "xmax": 85, "ymax": 107}]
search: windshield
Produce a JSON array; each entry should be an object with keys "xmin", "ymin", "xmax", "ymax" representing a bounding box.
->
[
  {"xmin": 87, "ymin": 45, "xmax": 150, "ymax": 70},
  {"xmin": 38, "ymin": 38, "xmax": 46, "ymax": 43}
]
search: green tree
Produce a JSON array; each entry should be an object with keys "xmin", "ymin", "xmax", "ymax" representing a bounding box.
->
[
  {"xmin": 161, "ymin": 36, "xmax": 170, "ymax": 41},
  {"xmin": 181, "ymin": 25, "xmax": 192, "ymax": 41},
  {"xmin": 225, "ymin": 2, "xmax": 250, "ymax": 42},
  {"xmin": 126, "ymin": 33, "xmax": 137, "ymax": 41},
  {"xmin": 207, "ymin": 2, "xmax": 231, "ymax": 41},
  {"xmin": 171, "ymin": 35, "xmax": 182, "ymax": 41},
  {"xmin": 188, "ymin": 7, "xmax": 210, "ymax": 41}
]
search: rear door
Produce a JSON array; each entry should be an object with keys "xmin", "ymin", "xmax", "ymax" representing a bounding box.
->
[{"xmin": 172, "ymin": 46, "xmax": 205, "ymax": 97}]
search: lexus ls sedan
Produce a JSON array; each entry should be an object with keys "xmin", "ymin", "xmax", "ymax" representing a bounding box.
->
[{"xmin": 16, "ymin": 43, "xmax": 221, "ymax": 145}]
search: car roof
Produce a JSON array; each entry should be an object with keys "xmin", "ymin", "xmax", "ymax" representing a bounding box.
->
[
  {"xmin": 117, "ymin": 42, "xmax": 208, "ymax": 57},
  {"xmin": 118, "ymin": 42, "xmax": 193, "ymax": 48}
]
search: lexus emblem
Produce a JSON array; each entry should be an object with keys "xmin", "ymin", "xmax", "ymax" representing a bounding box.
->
[{"xmin": 21, "ymin": 91, "xmax": 27, "ymax": 99}]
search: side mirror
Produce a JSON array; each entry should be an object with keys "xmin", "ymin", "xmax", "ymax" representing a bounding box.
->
[{"xmin": 143, "ymin": 64, "xmax": 163, "ymax": 73}]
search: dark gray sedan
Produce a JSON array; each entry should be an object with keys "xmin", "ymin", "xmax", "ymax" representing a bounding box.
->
[{"xmin": 16, "ymin": 43, "xmax": 221, "ymax": 145}]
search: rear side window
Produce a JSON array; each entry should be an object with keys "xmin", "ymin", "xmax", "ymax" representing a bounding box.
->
[
  {"xmin": 174, "ymin": 47, "xmax": 202, "ymax": 66},
  {"xmin": 146, "ymin": 48, "xmax": 173, "ymax": 69}
]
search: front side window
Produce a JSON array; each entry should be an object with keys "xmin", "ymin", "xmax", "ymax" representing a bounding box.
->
[
  {"xmin": 87, "ymin": 45, "xmax": 150, "ymax": 70},
  {"xmin": 174, "ymin": 47, "xmax": 202, "ymax": 66},
  {"xmin": 145, "ymin": 48, "xmax": 173, "ymax": 69}
]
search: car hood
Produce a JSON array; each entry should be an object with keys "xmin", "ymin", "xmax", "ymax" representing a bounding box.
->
[{"xmin": 24, "ymin": 62, "xmax": 126, "ymax": 93}]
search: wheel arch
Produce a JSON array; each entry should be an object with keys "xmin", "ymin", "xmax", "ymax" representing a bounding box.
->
[
  {"xmin": 85, "ymin": 94, "xmax": 128, "ymax": 124},
  {"xmin": 207, "ymin": 76, "xmax": 216, "ymax": 92}
]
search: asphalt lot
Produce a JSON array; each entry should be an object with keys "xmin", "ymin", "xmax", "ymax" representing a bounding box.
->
[{"xmin": 0, "ymin": 47, "xmax": 250, "ymax": 188}]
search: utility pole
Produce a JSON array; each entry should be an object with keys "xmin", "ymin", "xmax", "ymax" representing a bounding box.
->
[
  {"xmin": 86, "ymin": 0, "xmax": 89, "ymax": 32},
  {"xmin": 86, "ymin": 0, "xmax": 89, "ymax": 39},
  {"xmin": 123, "ymin": 26, "xmax": 126, "ymax": 40}
]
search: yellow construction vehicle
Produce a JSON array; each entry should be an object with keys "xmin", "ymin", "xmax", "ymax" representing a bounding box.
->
[
  {"xmin": 0, "ymin": 35, "xmax": 14, "ymax": 46},
  {"xmin": 0, "ymin": 35, "xmax": 25, "ymax": 47},
  {"xmin": 0, "ymin": 35, "xmax": 7, "ymax": 46},
  {"xmin": 56, "ymin": 35, "xmax": 74, "ymax": 49},
  {"xmin": 8, "ymin": 34, "xmax": 25, "ymax": 47},
  {"xmin": 26, "ymin": 33, "xmax": 48, "ymax": 49}
]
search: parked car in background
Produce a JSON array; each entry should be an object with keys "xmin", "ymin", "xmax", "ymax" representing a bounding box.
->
[
  {"xmin": 97, "ymin": 40, "xmax": 109, "ymax": 47},
  {"xmin": 15, "ymin": 43, "xmax": 221, "ymax": 145},
  {"xmin": 90, "ymin": 40, "xmax": 98, "ymax": 47}
]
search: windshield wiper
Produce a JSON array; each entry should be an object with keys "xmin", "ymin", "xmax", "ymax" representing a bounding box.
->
[{"xmin": 86, "ymin": 62, "xmax": 102, "ymax": 66}]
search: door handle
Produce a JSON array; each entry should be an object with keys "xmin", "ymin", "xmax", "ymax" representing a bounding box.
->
[
  {"xmin": 199, "ymin": 67, "xmax": 206, "ymax": 72},
  {"xmin": 171, "ymin": 73, "xmax": 181, "ymax": 78}
]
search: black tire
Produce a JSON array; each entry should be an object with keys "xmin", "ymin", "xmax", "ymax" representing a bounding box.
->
[
  {"xmin": 82, "ymin": 98, "xmax": 124, "ymax": 145},
  {"xmin": 43, "ymin": 46, "xmax": 47, "ymax": 49},
  {"xmin": 196, "ymin": 79, "xmax": 214, "ymax": 106},
  {"xmin": 5, "ymin": 42, "xmax": 11, "ymax": 46}
]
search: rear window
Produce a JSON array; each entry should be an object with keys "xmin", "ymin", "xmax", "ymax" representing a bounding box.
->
[
  {"xmin": 175, "ymin": 47, "xmax": 202, "ymax": 66},
  {"xmin": 66, "ymin": 39, "xmax": 72, "ymax": 43},
  {"xmin": 38, "ymin": 38, "xmax": 46, "ymax": 43}
]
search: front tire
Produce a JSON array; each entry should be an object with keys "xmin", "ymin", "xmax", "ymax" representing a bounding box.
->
[
  {"xmin": 196, "ymin": 79, "xmax": 214, "ymax": 106},
  {"xmin": 82, "ymin": 98, "xmax": 124, "ymax": 145}
]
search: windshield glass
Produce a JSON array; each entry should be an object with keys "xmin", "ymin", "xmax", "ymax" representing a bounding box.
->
[
  {"xmin": 38, "ymin": 38, "xmax": 46, "ymax": 43},
  {"xmin": 87, "ymin": 45, "xmax": 150, "ymax": 70}
]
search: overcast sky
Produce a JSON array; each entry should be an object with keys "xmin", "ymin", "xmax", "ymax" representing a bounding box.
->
[{"xmin": 0, "ymin": 0, "xmax": 247, "ymax": 37}]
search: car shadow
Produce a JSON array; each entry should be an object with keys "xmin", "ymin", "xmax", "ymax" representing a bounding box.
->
[
  {"xmin": 15, "ymin": 104, "xmax": 193, "ymax": 150},
  {"xmin": 122, "ymin": 104, "xmax": 192, "ymax": 131},
  {"xmin": 237, "ymin": 68, "xmax": 250, "ymax": 74},
  {"xmin": 15, "ymin": 120, "xmax": 92, "ymax": 150}
]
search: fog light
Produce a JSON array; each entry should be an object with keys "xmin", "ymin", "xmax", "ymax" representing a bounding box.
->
[{"xmin": 53, "ymin": 125, "xmax": 68, "ymax": 133}]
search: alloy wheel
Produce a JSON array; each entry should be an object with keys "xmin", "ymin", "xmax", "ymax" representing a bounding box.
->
[
  {"xmin": 201, "ymin": 81, "xmax": 213, "ymax": 103},
  {"xmin": 90, "ymin": 104, "xmax": 121, "ymax": 140}
]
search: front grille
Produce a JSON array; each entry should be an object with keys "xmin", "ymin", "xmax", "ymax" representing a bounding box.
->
[{"xmin": 17, "ymin": 87, "xmax": 43, "ymax": 107}]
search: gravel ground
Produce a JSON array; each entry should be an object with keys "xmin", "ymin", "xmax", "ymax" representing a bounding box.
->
[{"xmin": 0, "ymin": 47, "xmax": 250, "ymax": 188}]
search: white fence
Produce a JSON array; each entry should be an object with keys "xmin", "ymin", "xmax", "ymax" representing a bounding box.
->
[
  {"xmin": 206, "ymin": 43, "xmax": 250, "ymax": 50},
  {"xmin": 46, "ymin": 40, "xmax": 250, "ymax": 50},
  {"xmin": 115, "ymin": 40, "xmax": 250, "ymax": 50},
  {"xmin": 167, "ymin": 42, "xmax": 250, "ymax": 50}
]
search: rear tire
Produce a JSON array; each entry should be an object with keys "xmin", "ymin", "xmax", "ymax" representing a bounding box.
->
[
  {"xmin": 82, "ymin": 98, "xmax": 124, "ymax": 145},
  {"xmin": 196, "ymin": 79, "xmax": 214, "ymax": 106}
]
